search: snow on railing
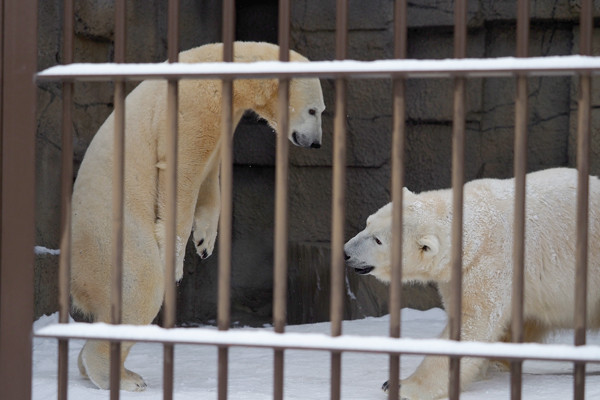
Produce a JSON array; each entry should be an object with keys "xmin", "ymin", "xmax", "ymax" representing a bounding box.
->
[
  {"xmin": 36, "ymin": 55, "xmax": 600, "ymax": 81},
  {"xmin": 35, "ymin": 322, "xmax": 600, "ymax": 363}
]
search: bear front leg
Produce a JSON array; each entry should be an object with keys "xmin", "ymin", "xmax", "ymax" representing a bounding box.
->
[
  {"xmin": 192, "ymin": 162, "xmax": 220, "ymax": 261},
  {"xmin": 155, "ymin": 164, "xmax": 194, "ymax": 282},
  {"xmin": 396, "ymin": 291, "xmax": 507, "ymax": 399}
]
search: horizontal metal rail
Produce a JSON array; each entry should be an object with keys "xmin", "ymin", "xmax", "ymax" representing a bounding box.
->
[
  {"xmin": 35, "ymin": 322, "xmax": 600, "ymax": 363},
  {"xmin": 36, "ymin": 55, "xmax": 600, "ymax": 81}
]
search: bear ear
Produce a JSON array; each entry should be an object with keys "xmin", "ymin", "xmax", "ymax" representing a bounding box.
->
[{"xmin": 417, "ymin": 235, "xmax": 439, "ymax": 257}]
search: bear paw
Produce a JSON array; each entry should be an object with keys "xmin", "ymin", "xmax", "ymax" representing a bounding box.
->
[
  {"xmin": 382, "ymin": 380, "xmax": 411, "ymax": 400},
  {"xmin": 192, "ymin": 214, "xmax": 218, "ymax": 260},
  {"xmin": 121, "ymin": 368, "xmax": 148, "ymax": 392}
]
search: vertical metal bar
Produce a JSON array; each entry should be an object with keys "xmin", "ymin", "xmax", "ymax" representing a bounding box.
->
[
  {"xmin": 273, "ymin": 1, "xmax": 290, "ymax": 399},
  {"xmin": 0, "ymin": 0, "xmax": 36, "ymax": 398},
  {"xmin": 110, "ymin": 0, "xmax": 126, "ymax": 397},
  {"xmin": 330, "ymin": 1, "xmax": 347, "ymax": 399},
  {"xmin": 449, "ymin": 0, "xmax": 466, "ymax": 398},
  {"xmin": 58, "ymin": 0, "xmax": 74, "ymax": 398},
  {"xmin": 511, "ymin": 2, "xmax": 529, "ymax": 400},
  {"xmin": 574, "ymin": 1, "xmax": 592, "ymax": 398},
  {"xmin": 218, "ymin": 1, "xmax": 235, "ymax": 399},
  {"xmin": 388, "ymin": 1, "xmax": 407, "ymax": 399},
  {"xmin": 163, "ymin": 1, "xmax": 179, "ymax": 399}
]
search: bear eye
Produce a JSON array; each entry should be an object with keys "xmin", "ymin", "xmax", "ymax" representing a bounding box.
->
[
  {"xmin": 308, "ymin": 108, "xmax": 316, "ymax": 116},
  {"xmin": 421, "ymin": 244, "xmax": 430, "ymax": 252},
  {"xmin": 374, "ymin": 237, "xmax": 382, "ymax": 245}
]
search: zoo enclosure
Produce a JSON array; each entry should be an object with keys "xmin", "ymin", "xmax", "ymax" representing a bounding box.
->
[{"xmin": 1, "ymin": 0, "xmax": 600, "ymax": 399}]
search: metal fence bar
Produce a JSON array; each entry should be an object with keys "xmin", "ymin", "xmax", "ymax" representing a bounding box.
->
[
  {"xmin": 58, "ymin": 0, "xmax": 74, "ymax": 398},
  {"xmin": 330, "ymin": 1, "xmax": 348, "ymax": 399},
  {"xmin": 29, "ymin": 2, "xmax": 600, "ymax": 398},
  {"xmin": 35, "ymin": 321, "xmax": 600, "ymax": 363},
  {"xmin": 109, "ymin": 1, "xmax": 126, "ymax": 397},
  {"xmin": 511, "ymin": 1, "xmax": 529, "ymax": 399},
  {"xmin": 163, "ymin": 0, "xmax": 180, "ymax": 399},
  {"xmin": 37, "ymin": 56, "xmax": 600, "ymax": 82},
  {"xmin": 0, "ymin": 0, "xmax": 37, "ymax": 398},
  {"xmin": 449, "ymin": 0, "xmax": 467, "ymax": 398},
  {"xmin": 274, "ymin": 0, "xmax": 291, "ymax": 399},
  {"xmin": 388, "ymin": 1, "xmax": 407, "ymax": 399},
  {"xmin": 575, "ymin": 0, "xmax": 593, "ymax": 398},
  {"xmin": 218, "ymin": 1, "xmax": 235, "ymax": 399}
]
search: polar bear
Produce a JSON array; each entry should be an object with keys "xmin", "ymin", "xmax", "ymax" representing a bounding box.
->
[
  {"xmin": 344, "ymin": 168, "xmax": 600, "ymax": 399},
  {"xmin": 67, "ymin": 42, "xmax": 325, "ymax": 391}
]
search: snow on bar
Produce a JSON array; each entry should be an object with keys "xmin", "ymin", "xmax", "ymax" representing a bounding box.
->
[
  {"xmin": 36, "ymin": 55, "xmax": 600, "ymax": 81},
  {"xmin": 35, "ymin": 322, "xmax": 600, "ymax": 363}
]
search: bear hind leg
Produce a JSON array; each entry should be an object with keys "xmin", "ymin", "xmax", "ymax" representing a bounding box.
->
[{"xmin": 79, "ymin": 340, "xmax": 146, "ymax": 391}]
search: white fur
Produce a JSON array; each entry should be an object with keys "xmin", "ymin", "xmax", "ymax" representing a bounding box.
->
[
  {"xmin": 345, "ymin": 168, "xmax": 600, "ymax": 399},
  {"xmin": 67, "ymin": 42, "xmax": 325, "ymax": 391}
]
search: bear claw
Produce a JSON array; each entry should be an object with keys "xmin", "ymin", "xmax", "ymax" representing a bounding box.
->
[{"xmin": 382, "ymin": 380, "xmax": 389, "ymax": 392}]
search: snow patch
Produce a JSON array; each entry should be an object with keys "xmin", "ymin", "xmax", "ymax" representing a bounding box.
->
[
  {"xmin": 32, "ymin": 309, "xmax": 600, "ymax": 399},
  {"xmin": 34, "ymin": 246, "xmax": 60, "ymax": 256}
]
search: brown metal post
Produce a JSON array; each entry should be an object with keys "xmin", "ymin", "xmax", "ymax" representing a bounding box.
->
[
  {"xmin": 273, "ymin": 1, "xmax": 290, "ymax": 399},
  {"xmin": 574, "ymin": 1, "xmax": 592, "ymax": 398},
  {"xmin": 163, "ymin": 1, "xmax": 180, "ymax": 399},
  {"xmin": 0, "ymin": 0, "xmax": 37, "ymax": 398},
  {"xmin": 449, "ymin": 0, "xmax": 466, "ymax": 398},
  {"xmin": 58, "ymin": 0, "xmax": 74, "ymax": 398},
  {"xmin": 510, "ymin": 2, "xmax": 529, "ymax": 399},
  {"xmin": 388, "ymin": 1, "xmax": 407, "ymax": 399},
  {"xmin": 110, "ymin": 0, "xmax": 126, "ymax": 397},
  {"xmin": 330, "ymin": 1, "xmax": 347, "ymax": 399},
  {"xmin": 218, "ymin": 1, "xmax": 235, "ymax": 399}
]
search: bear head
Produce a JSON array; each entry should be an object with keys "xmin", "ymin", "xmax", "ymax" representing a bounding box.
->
[
  {"xmin": 287, "ymin": 77, "xmax": 325, "ymax": 148},
  {"xmin": 344, "ymin": 187, "xmax": 451, "ymax": 283}
]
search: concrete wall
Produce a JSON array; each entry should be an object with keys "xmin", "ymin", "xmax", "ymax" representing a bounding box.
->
[{"xmin": 35, "ymin": 1, "xmax": 600, "ymax": 327}]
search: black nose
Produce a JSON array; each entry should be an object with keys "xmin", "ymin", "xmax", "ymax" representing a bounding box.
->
[
  {"xmin": 310, "ymin": 142, "xmax": 321, "ymax": 149},
  {"xmin": 344, "ymin": 252, "xmax": 350, "ymax": 261}
]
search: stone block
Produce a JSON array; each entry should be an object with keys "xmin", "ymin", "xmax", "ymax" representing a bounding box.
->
[
  {"xmin": 573, "ymin": 108, "xmax": 600, "ymax": 176},
  {"xmin": 485, "ymin": 21, "xmax": 573, "ymax": 58},
  {"xmin": 406, "ymin": 0, "xmax": 481, "ymax": 28},
  {"xmin": 288, "ymin": 165, "xmax": 392, "ymax": 243},
  {"xmin": 480, "ymin": 0, "xmax": 600, "ymax": 21},
  {"xmin": 233, "ymin": 113, "xmax": 277, "ymax": 166},
  {"xmin": 404, "ymin": 29, "xmax": 485, "ymax": 120},
  {"xmin": 75, "ymin": 0, "xmax": 115, "ymax": 41},
  {"xmin": 292, "ymin": 0, "xmax": 482, "ymax": 31},
  {"xmin": 346, "ymin": 115, "xmax": 393, "ymax": 167},
  {"xmin": 481, "ymin": 24, "xmax": 573, "ymax": 176},
  {"xmin": 408, "ymin": 123, "xmax": 484, "ymax": 190},
  {"xmin": 37, "ymin": 0, "xmax": 62, "ymax": 70},
  {"xmin": 292, "ymin": 0, "xmax": 393, "ymax": 32},
  {"xmin": 34, "ymin": 254, "xmax": 59, "ymax": 319},
  {"xmin": 567, "ymin": 34, "xmax": 600, "ymax": 173}
]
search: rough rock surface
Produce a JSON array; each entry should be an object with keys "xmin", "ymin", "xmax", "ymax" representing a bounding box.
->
[{"xmin": 35, "ymin": 1, "xmax": 600, "ymax": 326}]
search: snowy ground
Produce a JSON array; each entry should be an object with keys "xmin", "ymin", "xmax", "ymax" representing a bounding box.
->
[{"xmin": 33, "ymin": 308, "xmax": 600, "ymax": 399}]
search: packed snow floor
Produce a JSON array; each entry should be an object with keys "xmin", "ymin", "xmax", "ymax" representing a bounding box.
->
[{"xmin": 33, "ymin": 308, "xmax": 600, "ymax": 399}]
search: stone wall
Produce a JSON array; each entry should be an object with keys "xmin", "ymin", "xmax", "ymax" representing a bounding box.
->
[{"xmin": 35, "ymin": 1, "xmax": 600, "ymax": 327}]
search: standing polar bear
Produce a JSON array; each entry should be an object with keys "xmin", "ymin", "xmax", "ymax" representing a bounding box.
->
[
  {"xmin": 344, "ymin": 168, "xmax": 600, "ymax": 400},
  {"xmin": 68, "ymin": 42, "xmax": 325, "ymax": 391}
]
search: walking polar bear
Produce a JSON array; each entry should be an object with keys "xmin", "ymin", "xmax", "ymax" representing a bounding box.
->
[
  {"xmin": 344, "ymin": 168, "xmax": 600, "ymax": 399},
  {"xmin": 68, "ymin": 42, "xmax": 325, "ymax": 391}
]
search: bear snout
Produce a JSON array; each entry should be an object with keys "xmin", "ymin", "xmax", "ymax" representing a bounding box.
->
[
  {"xmin": 291, "ymin": 131, "xmax": 321, "ymax": 149},
  {"xmin": 344, "ymin": 251, "xmax": 375, "ymax": 275}
]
